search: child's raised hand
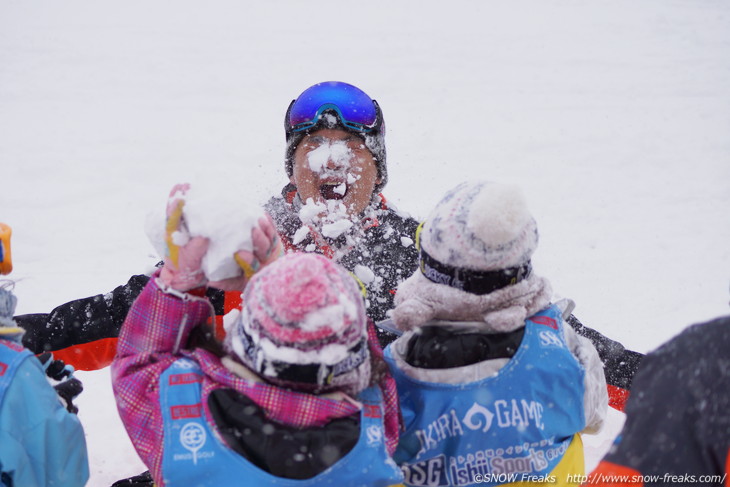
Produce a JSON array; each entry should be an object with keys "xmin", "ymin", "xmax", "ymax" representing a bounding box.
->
[
  {"xmin": 158, "ymin": 184, "xmax": 210, "ymax": 291},
  {"xmin": 208, "ymin": 214, "xmax": 284, "ymax": 291},
  {"xmin": 251, "ymin": 214, "xmax": 284, "ymax": 268}
]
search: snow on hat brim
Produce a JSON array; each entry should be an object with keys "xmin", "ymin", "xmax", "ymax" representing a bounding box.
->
[{"xmin": 224, "ymin": 253, "xmax": 371, "ymax": 396}]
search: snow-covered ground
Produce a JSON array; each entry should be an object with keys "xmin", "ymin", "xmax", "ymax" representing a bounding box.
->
[{"xmin": 1, "ymin": 1, "xmax": 728, "ymax": 485}]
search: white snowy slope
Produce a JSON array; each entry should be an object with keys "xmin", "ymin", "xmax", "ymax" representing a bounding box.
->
[{"xmin": 1, "ymin": 1, "xmax": 728, "ymax": 485}]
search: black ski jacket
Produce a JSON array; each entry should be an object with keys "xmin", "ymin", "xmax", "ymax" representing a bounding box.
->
[{"xmin": 590, "ymin": 315, "xmax": 730, "ymax": 485}]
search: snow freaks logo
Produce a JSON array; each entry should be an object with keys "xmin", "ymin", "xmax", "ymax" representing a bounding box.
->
[
  {"xmin": 174, "ymin": 422, "xmax": 215, "ymax": 465},
  {"xmin": 402, "ymin": 399, "xmax": 562, "ymax": 487}
]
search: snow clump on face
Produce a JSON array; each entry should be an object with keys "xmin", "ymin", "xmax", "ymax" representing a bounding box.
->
[{"xmin": 307, "ymin": 140, "xmax": 355, "ymax": 174}]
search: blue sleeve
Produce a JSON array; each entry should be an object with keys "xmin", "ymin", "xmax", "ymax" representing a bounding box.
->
[{"xmin": 0, "ymin": 356, "xmax": 89, "ymax": 487}]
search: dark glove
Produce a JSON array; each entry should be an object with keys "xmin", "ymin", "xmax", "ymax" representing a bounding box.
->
[
  {"xmin": 37, "ymin": 352, "xmax": 83, "ymax": 414},
  {"xmin": 111, "ymin": 470, "xmax": 154, "ymax": 486},
  {"xmin": 38, "ymin": 352, "xmax": 72, "ymax": 380},
  {"xmin": 53, "ymin": 377, "xmax": 83, "ymax": 414}
]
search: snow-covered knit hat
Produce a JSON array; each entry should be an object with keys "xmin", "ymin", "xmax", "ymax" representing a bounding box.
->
[
  {"xmin": 284, "ymin": 81, "xmax": 388, "ymax": 194},
  {"xmin": 225, "ymin": 253, "xmax": 371, "ymax": 396},
  {"xmin": 420, "ymin": 181, "xmax": 538, "ymax": 274},
  {"xmin": 393, "ymin": 181, "xmax": 553, "ymax": 332}
]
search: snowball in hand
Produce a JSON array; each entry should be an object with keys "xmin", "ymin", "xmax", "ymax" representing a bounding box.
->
[{"xmin": 146, "ymin": 182, "xmax": 260, "ymax": 282}]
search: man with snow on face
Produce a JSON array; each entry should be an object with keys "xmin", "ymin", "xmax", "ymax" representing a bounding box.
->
[
  {"xmin": 111, "ymin": 188, "xmax": 405, "ymax": 486},
  {"xmin": 265, "ymin": 81, "xmax": 420, "ymax": 328},
  {"xmin": 383, "ymin": 181, "xmax": 607, "ymax": 487}
]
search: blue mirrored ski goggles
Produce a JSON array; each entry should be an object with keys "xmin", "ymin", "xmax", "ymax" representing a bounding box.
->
[{"xmin": 285, "ymin": 81, "xmax": 383, "ymax": 134}]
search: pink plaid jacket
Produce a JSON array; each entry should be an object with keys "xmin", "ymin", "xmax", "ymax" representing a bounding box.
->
[{"xmin": 111, "ymin": 276, "xmax": 400, "ymax": 484}]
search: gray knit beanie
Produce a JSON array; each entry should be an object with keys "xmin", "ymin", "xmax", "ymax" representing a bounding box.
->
[
  {"xmin": 393, "ymin": 181, "xmax": 552, "ymax": 332},
  {"xmin": 0, "ymin": 284, "xmax": 18, "ymax": 328},
  {"xmin": 420, "ymin": 181, "xmax": 538, "ymax": 272}
]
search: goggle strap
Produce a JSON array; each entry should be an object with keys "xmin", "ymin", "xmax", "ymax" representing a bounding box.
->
[
  {"xmin": 414, "ymin": 221, "xmax": 425, "ymax": 252},
  {"xmin": 419, "ymin": 248, "xmax": 532, "ymax": 295}
]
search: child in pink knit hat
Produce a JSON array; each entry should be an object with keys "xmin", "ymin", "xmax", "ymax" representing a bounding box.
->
[
  {"xmin": 112, "ymin": 185, "xmax": 404, "ymax": 487},
  {"xmin": 225, "ymin": 253, "xmax": 373, "ymax": 397}
]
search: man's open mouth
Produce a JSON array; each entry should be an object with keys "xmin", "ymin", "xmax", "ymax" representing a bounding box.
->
[{"xmin": 320, "ymin": 181, "xmax": 348, "ymax": 200}]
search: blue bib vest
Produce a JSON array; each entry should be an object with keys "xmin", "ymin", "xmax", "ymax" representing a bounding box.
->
[
  {"xmin": 159, "ymin": 358, "xmax": 404, "ymax": 486},
  {"xmin": 0, "ymin": 339, "xmax": 32, "ymax": 407},
  {"xmin": 0, "ymin": 339, "xmax": 33, "ymax": 485},
  {"xmin": 384, "ymin": 305, "xmax": 586, "ymax": 487},
  {"xmin": 0, "ymin": 340, "xmax": 33, "ymax": 486}
]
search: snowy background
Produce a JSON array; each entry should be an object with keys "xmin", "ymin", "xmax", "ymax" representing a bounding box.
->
[{"xmin": 1, "ymin": 1, "xmax": 729, "ymax": 485}]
